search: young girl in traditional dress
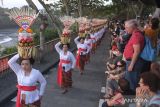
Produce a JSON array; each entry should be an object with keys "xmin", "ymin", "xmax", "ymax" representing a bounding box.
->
[
  {"xmin": 55, "ymin": 42, "xmax": 76, "ymax": 94},
  {"xmin": 8, "ymin": 54, "xmax": 47, "ymax": 107},
  {"xmin": 74, "ymin": 36, "xmax": 89, "ymax": 75}
]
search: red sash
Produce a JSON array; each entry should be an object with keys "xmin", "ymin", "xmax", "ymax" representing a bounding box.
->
[
  {"xmin": 76, "ymin": 48, "xmax": 86, "ymax": 68},
  {"xmin": 91, "ymin": 37, "xmax": 96, "ymax": 40},
  {"xmin": 16, "ymin": 85, "xmax": 37, "ymax": 107},
  {"xmin": 57, "ymin": 59, "xmax": 71, "ymax": 87},
  {"xmin": 92, "ymin": 43, "xmax": 96, "ymax": 48}
]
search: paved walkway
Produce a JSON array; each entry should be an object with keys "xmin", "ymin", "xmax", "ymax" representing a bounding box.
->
[
  {"xmin": 0, "ymin": 36, "xmax": 76, "ymax": 106},
  {"xmin": 3, "ymin": 31, "xmax": 110, "ymax": 107}
]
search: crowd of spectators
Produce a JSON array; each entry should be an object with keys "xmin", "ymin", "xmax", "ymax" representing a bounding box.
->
[{"xmin": 102, "ymin": 17, "xmax": 160, "ymax": 107}]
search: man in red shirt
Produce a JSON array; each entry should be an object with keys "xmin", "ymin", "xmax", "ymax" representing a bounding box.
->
[{"xmin": 123, "ymin": 19, "xmax": 145, "ymax": 91}]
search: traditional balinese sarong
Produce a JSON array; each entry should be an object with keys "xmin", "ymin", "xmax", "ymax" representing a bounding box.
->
[
  {"xmin": 16, "ymin": 85, "xmax": 39, "ymax": 107},
  {"xmin": 76, "ymin": 48, "xmax": 86, "ymax": 71},
  {"xmin": 91, "ymin": 37, "xmax": 97, "ymax": 54},
  {"xmin": 91, "ymin": 43, "xmax": 96, "ymax": 53},
  {"xmin": 85, "ymin": 52, "xmax": 90, "ymax": 63},
  {"xmin": 22, "ymin": 100, "xmax": 41, "ymax": 107},
  {"xmin": 62, "ymin": 70, "xmax": 72, "ymax": 88},
  {"xmin": 86, "ymin": 43, "xmax": 91, "ymax": 63},
  {"xmin": 57, "ymin": 59, "xmax": 71, "ymax": 87},
  {"xmin": 79, "ymin": 55, "xmax": 86, "ymax": 71},
  {"xmin": 99, "ymin": 35, "xmax": 103, "ymax": 45},
  {"xmin": 97, "ymin": 39, "xmax": 101, "ymax": 46}
]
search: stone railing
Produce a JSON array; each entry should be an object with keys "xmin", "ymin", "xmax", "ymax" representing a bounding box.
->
[
  {"xmin": 34, "ymin": 38, "xmax": 60, "ymax": 63},
  {"xmin": 0, "ymin": 32, "xmax": 77, "ymax": 75}
]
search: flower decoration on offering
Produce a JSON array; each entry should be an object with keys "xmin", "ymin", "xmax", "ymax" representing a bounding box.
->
[
  {"xmin": 79, "ymin": 27, "xmax": 86, "ymax": 37},
  {"xmin": 6, "ymin": 7, "xmax": 39, "ymax": 58},
  {"xmin": 91, "ymin": 18, "xmax": 107, "ymax": 31},
  {"xmin": 61, "ymin": 29, "xmax": 71, "ymax": 44},
  {"xmin": 85, "ymin": 26, "xmax": 90, "ymax": 31},
  {"xmin": 84, "ymin": 19, "xmax": 92, "ymax": 34},
  {"xmin": 60, "ymin": 16, "xmax": 75, "ymax": 44},
  {"xmin": 76, "ymin": 17, "xmax": 88, "ymax": 37},
  {"xmin": 85, "ymin": 26, "xmax": 91, "ymax": 34}
]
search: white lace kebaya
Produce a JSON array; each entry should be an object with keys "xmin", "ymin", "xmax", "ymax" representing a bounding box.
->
[{"xmin": 8, "ymin": 54, "xmax": 47, "ymax": 104}]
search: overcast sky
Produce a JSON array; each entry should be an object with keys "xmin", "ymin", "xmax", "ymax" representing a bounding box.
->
[
  {"xmin": 0, "ymin": 0, "xmax": 58, "ymax": 9},
  {"xmin": 0, "ymin": 0, "xmax": 112, "ymax": 9}
]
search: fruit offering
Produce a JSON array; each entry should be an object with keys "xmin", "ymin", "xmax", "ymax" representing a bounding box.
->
[
  {"xmin": 61, "ymin": 29, "xmax": 71, "ymax": 44},
  {"xmin": 6, "ymin": 7, "xmax": 39, "ymax": 58}
]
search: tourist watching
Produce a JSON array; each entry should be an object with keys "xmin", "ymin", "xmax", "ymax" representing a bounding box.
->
[
  {"xmin": 150, "ymin": 62, "xmax": 160, "ymax": 93},
  {"xmin": 157, "ymin": 34, "xmax": 160, "ymax": 56},
  {"xmin": 102, "ymin": 78, "xmax": 135, "ymax": 107},
  {"xmin": 118, "ymin": 31, "xmax": 131, "ymax": 53},
  {"xmin": 142, "ymin": 18, "xmax": 160, "ymax": 72},
  {"xmin": 115, "ymin": 22, "xmax": 120, "ymax": 36},
  {"xmin": 104, "ymin": 60, "xmax": 126, "ymax": 99},
  {"xmin": 136, "ymin": 72, "xmax": 160, "ymax": 107},
  {"xmin": 123, "ymin": 19, "xmax": 145, "ymax": 91}
]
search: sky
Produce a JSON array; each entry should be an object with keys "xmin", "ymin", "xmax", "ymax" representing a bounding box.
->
[
  {"xmin": 0, "ymin": 0, "xmax": 112, "ymax": 9},
  {"xmin": 0, "ymin": 0, "xmax": 58, "ymax": 9}
]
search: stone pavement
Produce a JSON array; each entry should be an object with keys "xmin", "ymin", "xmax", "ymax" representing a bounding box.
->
[
  {"xmin": 41, "ymin": 36, "xmax": 109, "ymax": 107},
  {"xmin": 3, "ymin": 31, "xmax": 111, "ymax": 107},
  {"xmin": 0, "ymin": 36, "xmax": 76, "ymax": 106}
]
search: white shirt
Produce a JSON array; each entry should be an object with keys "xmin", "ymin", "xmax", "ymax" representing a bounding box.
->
[
  {"xmin": 84, "ymin": 38, "xmax": 92, "ymax": 51},
  {"xmin": 74, "ymin": 37, "xmax": 90, "ymax": 54},
  {"xmin": 96, "ymin": 28, "xmax": 105, "ymax": 40},
  {"xmin": 99, "ymin": 28, "xmax": 105, "ymax": 38},
  {"xmin": 8, "ymin": 54, "xmax": 47, "ymax": 104},
  {"xmin": 55, "ymin": 42, "xmax": 76, "ymax": 72},
  {"xmin": 94, "ymin": 32, "xmax": 100, "ymax": 41},
  {"xmin": 90, "ymin": 33, "xmax": 97, "ymax": 43}
]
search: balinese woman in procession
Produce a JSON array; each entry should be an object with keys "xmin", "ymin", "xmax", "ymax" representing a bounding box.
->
[
  {"xmin": 7, "ymin": 8, "xmax": 47, "ymax": 107},
  {"xmin": 84, "ymin": 30, "xmax": 93, "ymax": 63},
  {"xmin": 8, "ymin": 54, "xmax": 47, "ymax": 107},
  {"xmin": 96, "ymin": 26, "xmax": 106, "ymax": 46},
  {"xmin": 74, "ymin": 27, "xmax": 90, "ymax": 75},
  {"xmin": 55, "ymin": 37, "xmax": 76, "ymax": 94},
  {"xmin": 90, "ymin": 19, "xmax": 107, "ymax": 53},
  {"xmin": 56, "ymin": 17, "xmax": 76, "ymax": 94},
  {"xmin": 90, "ymin": 29, "xmax": 98, "ymax": 54}
]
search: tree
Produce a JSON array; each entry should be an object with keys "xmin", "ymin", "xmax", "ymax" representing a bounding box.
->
[
  {"xmin": 130, "ymin": 0, "xmax": 144, "ymax": 18},
  {"xmin": 38, "ymin": 0, "xmax": 64, "ymax": 35},
  {"xmin": 25, "ymin": 0, "xmax": 64, "ymax": 62},
  {"xmin": 61, "ymin": 0, "xmax": 71, "ymax": 15},
  {"xmin": 57, "ymin": 0, "xmax": 105, "ymax": 17},
  {"xmin": 26, "ymin": 0, "xmax": 63, "ymax": 35},
  {"xmin": 78, "ymin": 0, "xmax": 82, "ymax": 17},
  {"xmin": 130, "ymin": 0, "xmax": 160, "ymax": 18},
  {"xmin": 101, "ymin": 0, "xmax": 157, "ymax": 20}
]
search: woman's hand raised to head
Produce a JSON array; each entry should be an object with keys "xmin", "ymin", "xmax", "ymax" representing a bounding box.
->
[{"xmin": 136, "ymin": 86, "xmax": 149, "ymax": 98}]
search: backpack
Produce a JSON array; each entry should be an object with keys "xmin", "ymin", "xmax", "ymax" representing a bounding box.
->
[{"xmin": 140, "ymin": 35, "xmax": 157, "ymax": 61}]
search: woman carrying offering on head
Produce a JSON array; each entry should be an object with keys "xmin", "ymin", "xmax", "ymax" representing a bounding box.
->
[
  {"xmin": 55, "ymin": 29, "xmax": 76, "ymax": 94},
  {"xmin": 7, "ymin": 7, "xmax": 46, "ymax": 107}
]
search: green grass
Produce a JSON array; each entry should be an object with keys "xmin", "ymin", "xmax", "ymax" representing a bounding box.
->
[{"xmin": 1, "ymin": 46, "xmax": 17, "ymax": 56}]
